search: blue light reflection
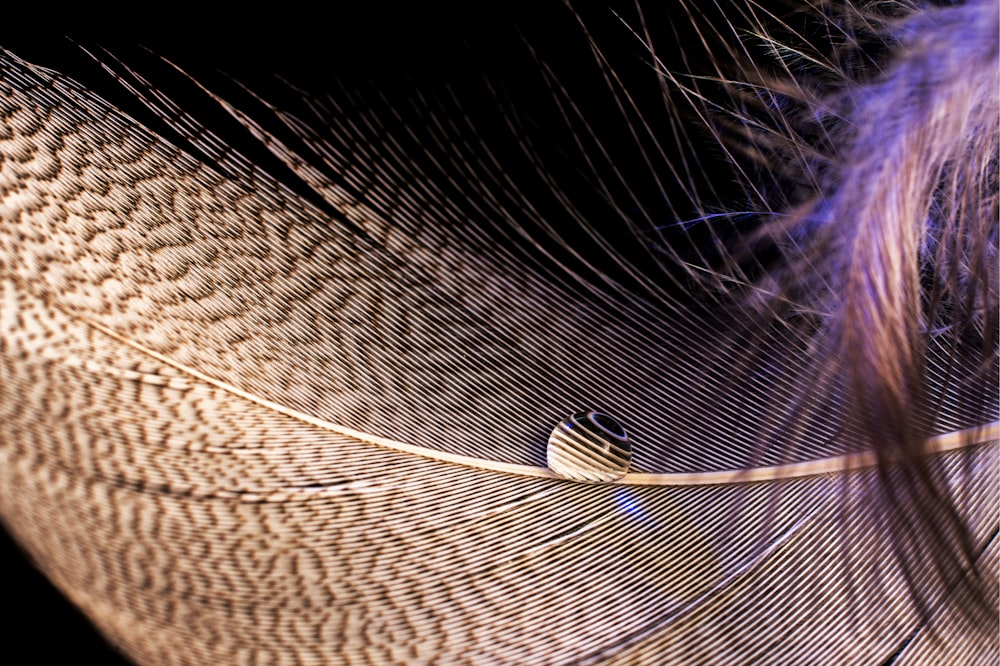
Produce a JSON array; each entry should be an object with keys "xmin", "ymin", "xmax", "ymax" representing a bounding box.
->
[{"xmin": 614, "ymin": 487, "xmax": 649, "ymax": 523}]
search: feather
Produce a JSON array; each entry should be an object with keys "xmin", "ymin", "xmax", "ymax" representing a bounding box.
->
[{"xmin": 0, "ymin": 1, "xmax": 996, "ymax": 663}]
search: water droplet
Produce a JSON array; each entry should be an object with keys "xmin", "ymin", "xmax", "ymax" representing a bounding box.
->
[{"xmin": 547, "ymin": 411, "xmax": 631, "ymax": 482}]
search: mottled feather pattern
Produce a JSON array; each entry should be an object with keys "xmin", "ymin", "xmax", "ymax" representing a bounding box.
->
[{"xmin": 0, "ymin": 1, "xmax": 997, "ymax": 664}]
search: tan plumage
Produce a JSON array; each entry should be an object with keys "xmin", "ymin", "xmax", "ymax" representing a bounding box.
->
[{"xmin": 0, "ymin": 1, "xmax": 996, "ymax": 663}]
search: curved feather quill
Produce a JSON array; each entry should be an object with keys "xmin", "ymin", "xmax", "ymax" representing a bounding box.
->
[{"xmin": 0, "ymin": 1, "xmax": 996, "ymax": 663}]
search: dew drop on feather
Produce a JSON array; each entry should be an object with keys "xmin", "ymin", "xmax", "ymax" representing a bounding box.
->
[{"xmin": 547, "ymin": 411, "xmax": 631, "ymax": 482}]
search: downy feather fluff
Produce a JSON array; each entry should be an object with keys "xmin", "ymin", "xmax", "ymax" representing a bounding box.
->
[{"xmin": 0, "ymin": 1, "xmax": 996, "ymax": 663}]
